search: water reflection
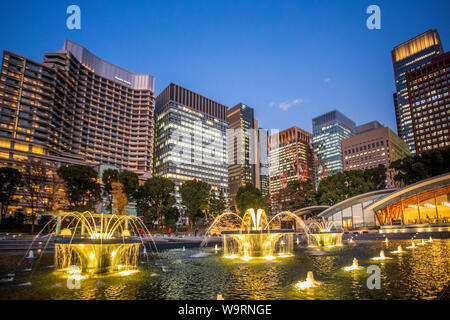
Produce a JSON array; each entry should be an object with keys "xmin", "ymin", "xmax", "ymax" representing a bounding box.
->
[{"xmin": 0, "ymin": 239, "xmax": 448, "ymax": 300}]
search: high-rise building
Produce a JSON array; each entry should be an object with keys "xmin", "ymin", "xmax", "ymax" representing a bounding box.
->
[
  {"xmin": 227, "ymin": 103, "xmax": 257, "ymax": 206},
  {"xmin": 0, "ymin": 41, "xmax": 155, "ymax": 215},
  {"xmin": 405, "ymin": 52, "xmax": 450, "ymax": 154},
  {"xmin": 391, "ymin": 29, "xmax": 444, "ymax": 155},
  {"xmin": 342, "ymin": 121, "xmax": 410, "ymax": 187},
  {"xmin": 258, "ymin": 128, "xmax": 270, "ymax": 197},
  {"xmin": 312, "ymin": 110, "xmax": 355, "ymax": 182},
  {"xmin": 154, "ymin": 83, "xmax": 228, "ymax": 208},
  {"xmin": 268, "ymin": 126, "xmax": 315, "ymax": 205}
]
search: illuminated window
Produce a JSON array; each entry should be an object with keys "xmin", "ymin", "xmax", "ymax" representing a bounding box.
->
[{"xmin": 14, "ymin": 143, "xmax": 29, "ymax": 152}]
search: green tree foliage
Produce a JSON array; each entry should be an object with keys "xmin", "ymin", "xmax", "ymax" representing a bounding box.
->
[
  {"xmin": 235, "ymin": 183, "xmax": 267, "ymax": 215},
  {"xmin": 180, "ymin": 180, "xmax": 211, "ymax": 227},
  {"xmin": 0, "ymin": 167, "xmax": 23, "ymax": 220},
  {"xmin": 57, "ymin": 165, "xmax": 101, "ymax": 211},
  {"xmin": 317, "ymin": 165, "xmax": 387, "ymax": 206},
  {"xmin": 287, "ymin": 179, "xmax": 318, "ymax": 208},
  {"xmin": 135, "ymin": 176, "xmax": 176, "ymax": 227},
  {"xmin": 209, "ymin": 190, "xmax": 226, "ymax": 219},
  {"xmin": 101, "ymin": 169, "xmax": 119, "ymax": 213},
  {"xmin": 118, "ymin": 170, "xmax": 139, "ymax": 201},
  {"xmin": 391, "ymin": 148, "xmax": 450, "ymax": 186},
  {"xmin": 163, "ymin": 206, "xmax": 180, "ymax": 230}
]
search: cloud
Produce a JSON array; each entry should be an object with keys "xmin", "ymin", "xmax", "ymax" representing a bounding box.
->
[
  {"xmin": 271, "ymin": 98, "xmax": 303, "ymax": 111},
  {"xmin": 324, "ymin": 78, "xmax": 331, "ymax": 84}
]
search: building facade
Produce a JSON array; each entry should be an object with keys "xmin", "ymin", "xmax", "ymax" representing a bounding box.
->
[
  {"xmin": 312, "ymin": 110, "xmax": 355, "ymax": 182},
  {"xmin": 154, "ymin": 83, "xmax": 228, "ymax": 208},
  {"xmin": 391, "ymin": 29, "xmax": 444, "ymax": 155},
  {"xmin": 0, "ymin": 40, "xmax": 155, "ymax": 215},
  {"xmin": 258, "ymin": 128, "xmax": 270, "ymax": 197},
  {"xmin": 405, "ymin": 52, "xmax": 450, "ymax": 154},
  {"xmin": 268, "ymin": 126, "xmax": 315, "ymax": 208},
  {"xmin": 226, "ymin": 103, "xmax": 257, "ymax": 205},
  {"xmin": 342, "ymin": 122, "xmax": 410, "ymax": 187}
]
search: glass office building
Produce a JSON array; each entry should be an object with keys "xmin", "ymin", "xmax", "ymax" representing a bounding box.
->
[
  {"xmin": 391, "ymin": 29, "xmax": 444, "ymax": 155},
  {"xmin": 312, "ymin": 110, "xmax": 355, "ymax": 183},
  {"xmin": 154, "ymin": 83, "xmax": 228, "ymax": 209}
]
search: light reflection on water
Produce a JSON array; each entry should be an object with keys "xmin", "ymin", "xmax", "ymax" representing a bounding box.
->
[{"xmin": 0, "ymin": 239, "xmax": 448, "ymax": 300}]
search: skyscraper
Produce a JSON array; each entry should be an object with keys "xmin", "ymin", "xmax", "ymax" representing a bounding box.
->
[
  {"xmin": 391, "ymin": 29, "xmax": 444, "ymax": 155},
  {"xmin": 227, "ymin": 103, "xmax": 258, "ymax": 206},
  {"xmin": 405, "ymin": 52, "xmax": 450, "ymax": 154},
  {"xmin": 258, "ymin": 128, "xmax": 270, "ymax": 198},
  {"xmin": 268, "ymin": 126, "xmax": 315, "ymax": 209},
  {"xmin": 312, "ymin": 110, "xmax": 355, "ymax": 182},
  {"xmin": 0, "ymin": 41, "xmax": 156, "ymax": 216},
  {"xmin": 154, "ymin": 83, "xmax": 228, "ymax": 208}
]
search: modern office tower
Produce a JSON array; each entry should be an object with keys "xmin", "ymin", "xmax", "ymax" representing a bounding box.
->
[
  {"xmin": 391, "ymin": 29, "xmax": 444, "ymax": 155},
  {"xmin": 0, "ymin": 40, "xmax": 155, "ymax": 176},
  {"xmin": 154, "ymin": 83, "xmax": 228, "ymax": 209},
  {"xmin": 342, "ymin": 121, "xmax": 410, "ymax": 187},
  {"xmin": 405, "ymin": 52, "xmax": 450, "ymax": 154},
  {"xmin": 312, "ymin": 110, "xmax": 355, "ymax": 182},
  {"xmin": 227, "ymin": 103, "xmax": 257, "ymax": 206},
  {"xmin": 258, "ymin": 128, "xmax": 270, "ymax": 197},
  {"xmin": 268, "ymin": 126, "xmax": 315, "ymax": 202},
  {"xmin": 0, "ymin": 40, "xmax": 155, "ymax": 216}
]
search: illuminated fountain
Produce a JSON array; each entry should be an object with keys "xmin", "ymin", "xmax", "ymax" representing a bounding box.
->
[
  {"xmin": 391, "ymin": 245, "xmax": 403, "ymax": 254},
  {"xmin": 202, "ymin": 209, "xmax": 300, "ymax": 261},
  {"xmin": 344, "ymin": 258, "xmax": 361, "ymax": 271},
  {"xmin": 295, "ymin": 271, "xmax": 318, "ymax": 289},
  {"xmin": 25, "ymin": 211, "xmax": 155, "ymax": 275},
  {"xmin": 307, "ymin": 220, "xmax": 343, "ymax": 247},
  {"xmin": 371, "ymin": 250, "xmax": 391, "ymax": 261}
]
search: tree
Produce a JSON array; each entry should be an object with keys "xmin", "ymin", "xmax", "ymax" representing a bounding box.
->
[
  {"xmin": 235, "ymin": 183, "xmax": 267, "ymax": 215},
  {"xmin": 317, "ymin": 165, "xmax": 387, "ymax": 206},
  {"xmin": 110, "ymin": 181, "xmax": 128, "ymax": 215},
  {"xmin": 22, "ymin": 158, "xmax": 49, "ymax": 233},
  {"xmin": 287, "ymin": 179, "xmax": 318, "ymax": 208},
  {"xmin": 118, "ymin": 170, "xmax": 139, "ymax": 201},
  {"xmin": 135, "ymin": 176, "xmax": 176, "ymax": 227},
  {"xmin": 209, "ymin": 190, "xmax": 226, "ymax": 219},
  {"xmin": 162, "ymin": 206, "xmax": 180, "ymax": 230},
  {"xmin": 391, "ymin": 148, "xmax": 450, "ymax": 186},
  {"xmin": 180, "ymin": 180, "xmax": 211, "ymax": 228},
  {"xmin": 0, "ymin": 167, "xmax": 22, "ymax": 221},
  {"xmin": 101, "ymin": 169, "xmax": 119, "ymax": 213},
  {"xmin": 57, "ymin": 165, "xmax": 101, "ymax": 211},
  {"xmin": 43, "ymin": 171, "xmax": 68, "ymax": 211}
]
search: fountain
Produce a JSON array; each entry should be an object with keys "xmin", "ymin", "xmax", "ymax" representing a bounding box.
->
[
  {"xmin": 428, "ymin": 236, "xmax": 433, "ymax": 242},
  {"xmin": 307, "ymin": 220, "xmax": 343, "ymax": 247},
  {"xmin": 295, "ymin": 271, "xmax": 318, "ymax": 289},
  {"xmin": 202, "ymin": 209, "xmax": 299, "ymax": 261},
  {"xmin": 372, "ymin": 250, "xmax": 391, "ymax": 261},
  {"xmin": 344, "ymin": 258, "xmax": 361, "ymax": 271},
  {"xmin": 391, "ymin": 245, "xmax": 403, "ymax": 254},
  {"xmin": 417, "ymin": 239, "xmax": 426, "ymax": 246},
  {"xmin": 221, "ymin": 209, "xmax": 294, "ymax": 261},
  {"xmin": 21, "ymin": 211, "xmax": 155, "ymax": 275},
  {"xmin": 406, "ymin": 241, "xmax": 416, "ymax": 249}
]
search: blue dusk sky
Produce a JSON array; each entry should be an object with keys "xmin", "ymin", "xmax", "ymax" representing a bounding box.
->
[{"xmin": 0, "ymin": 0, "xmax": 449, "ymax": 134}]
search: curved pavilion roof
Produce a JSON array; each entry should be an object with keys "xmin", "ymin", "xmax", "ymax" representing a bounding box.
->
[
  {"xmin": 365, "ymin": 172, "xmax": 450, "ymax": 212},
  {"xmin": 317, "ymin": 188, "xmax": 398, "ymax": 219},
  {"xmin": 292, "ymin": 206, "xmax": 330, "ymax": 216}
]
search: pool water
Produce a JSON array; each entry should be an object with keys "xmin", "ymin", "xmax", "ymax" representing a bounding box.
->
[{"xmin": 0, "ymin": 239, "xmax": 448, "ymax": 300}]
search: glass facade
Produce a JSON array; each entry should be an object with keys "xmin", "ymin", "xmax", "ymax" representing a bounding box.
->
[
  {"xmin": 312, "ymin": 110, "xmax": 355, "ymax": 183},
  {"xmin": 391, "ymin": 29, "xmax": 443, "ymax": 155},
  {"xmin": 376, "ymin": 185, "xmax": 450, "ymax": 226}
]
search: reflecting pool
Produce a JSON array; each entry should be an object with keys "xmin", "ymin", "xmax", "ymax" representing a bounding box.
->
[{"xmin": 0, "ymin": 239, "xmax": 449, "ymax": 300}]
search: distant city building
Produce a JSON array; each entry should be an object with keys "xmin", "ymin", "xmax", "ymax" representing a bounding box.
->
[
  {"xmin": 312, "ymin": 110, "xmax": 355, "ymax": 183},
  {"xmin": 268, "ymin": 126, "xmax": 315, "ymax": 209},
  {"xmin": 0, "ymin": 40, "xmax": 155, "ymax": 215},
  {"xmin": 258, "ymin": 128, "xmax": 270, "ymax": 197},
  {"xmin": 391, "ymin": 29, "xmax": 444, "ymax": 155},
  {"xmin": 226, "ymin": 103, "xmax": 257, "ymax": 206},
  {"xmin": 405, "ymin": 52, "xmax": 450, "ymax": 154},
  {"xmin": 342, "ymin": 122, "xmax": 410, "ymax": 187},
  {"xmin": 154, "ymin": 83, "xmax": 228, "ymax": 210}
]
